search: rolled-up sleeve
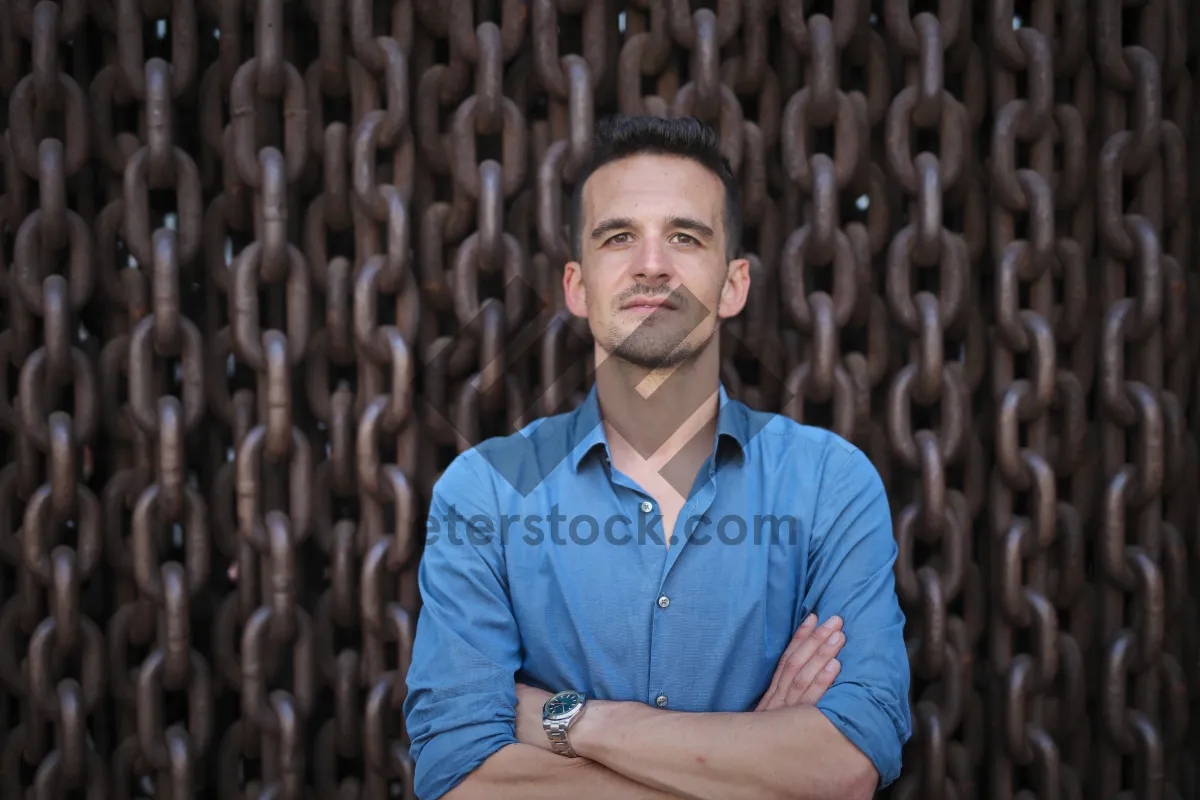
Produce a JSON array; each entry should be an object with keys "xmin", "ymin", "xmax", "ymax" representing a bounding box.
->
[
  {"xmin": 803, "ymin": 440, "xmax": 912, "ymax": 788},
  {"xmin": 403, "ymin": 448, "xmax": 520, "ymax": 799}
]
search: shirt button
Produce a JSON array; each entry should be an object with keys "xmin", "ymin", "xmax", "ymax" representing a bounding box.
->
[
  {"xmin": 655, "ymin": 695, "xmax": 668, "ymax": 708},
  {"xmin": 657, "ymin": 595, "xmax": 670, "ymax": 608},
  {"xmin": 640, "ymin": 500, "xmax": 654, "ymax": 513}
]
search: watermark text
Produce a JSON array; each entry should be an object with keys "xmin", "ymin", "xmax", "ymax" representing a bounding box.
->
[{"xmin": 425, "ymin": 505, "xmax": 804, "ymax": 547}]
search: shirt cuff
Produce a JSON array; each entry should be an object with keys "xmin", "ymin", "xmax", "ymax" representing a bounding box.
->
[
  {"xmin": 815, "ymin": 685, "xmax": 908, "ymax": 788},
  {"xmin": 412, "ymin": 719, "xmax": 518, "ymax": 799}
]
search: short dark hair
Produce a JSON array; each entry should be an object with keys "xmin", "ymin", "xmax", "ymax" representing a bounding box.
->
[{"xmin": 570, "ymin": 115, "xmax": 742, "ymax": 262}]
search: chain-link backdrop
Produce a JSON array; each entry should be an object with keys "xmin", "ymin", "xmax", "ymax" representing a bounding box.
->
[{"xmin": 1, "ymin": 0, "xmax": 1198, "ymax": 798}]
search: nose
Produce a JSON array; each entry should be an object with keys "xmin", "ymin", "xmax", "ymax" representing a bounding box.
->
[{"xmin": 632, "ymin": 238, "xmax": 674, "ymax": 287}]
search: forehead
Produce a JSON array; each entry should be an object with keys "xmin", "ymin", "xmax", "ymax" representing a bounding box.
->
[{"xmin": 581, "ymin": 153, "xmax": 724, "ymax": 225}]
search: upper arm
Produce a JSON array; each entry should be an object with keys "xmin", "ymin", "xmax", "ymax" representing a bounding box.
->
[
  {"xmin": 403, "ymin": 449, "xmax": 521, "ymax": 799},
  {"xmin": 800, "ymin": 439, "xmax": 912, "ymax": 788}
]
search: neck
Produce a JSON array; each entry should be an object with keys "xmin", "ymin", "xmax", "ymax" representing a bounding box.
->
[{"xmin": 592, "ymin": 339, "xmax": 722, "ymax": 465}]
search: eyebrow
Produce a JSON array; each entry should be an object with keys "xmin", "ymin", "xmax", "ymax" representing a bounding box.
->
[
  {"xmin": 590, "ymin": 217, "xmax": 633, "ymax": 241},
  {"xmin": 667, "ymin": 216, "xmax": 715, "ymax": 240},
  {"xmin": 589, "ymin": 216, "xmax": 716, "ymax": 241}
]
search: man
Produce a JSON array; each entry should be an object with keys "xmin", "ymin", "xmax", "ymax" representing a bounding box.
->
[{"xmin": 403, "ymin": 116, "xmax": 911, "ymax": 799}]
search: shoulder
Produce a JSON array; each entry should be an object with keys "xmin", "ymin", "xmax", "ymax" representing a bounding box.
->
[
  {"xmin": 733, "ymin": 401, "xmax": 872, "ymax": 483},
  {"xmin": 434, "ymin": 405, "xmax": 584, "ymax": 500}
]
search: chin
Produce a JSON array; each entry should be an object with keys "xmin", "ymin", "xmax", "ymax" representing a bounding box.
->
[
  {"xmin": 609, "ymin": 341, "xmax": 697, "ymax": 370},
  {"xmin": 600, "ymin": 320, "xmax": 714, "ymax": 370}
]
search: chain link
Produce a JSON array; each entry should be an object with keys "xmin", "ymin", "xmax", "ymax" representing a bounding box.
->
[
  {"xmin": 879, "ymin": 4, "xmax": 980, "ymax": 799},
  {"xmin": 4, "ymin": 0, "xmax": 105, "ymax": 794},
  {"xmin": 1093, "ymin": 1, "xmax": 1192, "ymax": 798},
  {"xmin": 986, "ymin": 3, "xmax": 1087, "ymax": 798},
  {"xmin": 0, "ymin": 2, "xmax": 1196, "ymax": 798}
]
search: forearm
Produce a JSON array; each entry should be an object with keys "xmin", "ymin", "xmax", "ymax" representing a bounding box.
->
[
  {"xmin": 569, "ymin": 701, "xmax": 877, "ymax": 800},
  {"xmin": 444, "ymin": 742, "xmax": 680, "ymax": 800}
]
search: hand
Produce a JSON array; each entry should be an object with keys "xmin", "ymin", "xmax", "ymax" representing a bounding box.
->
[
  {"xmin": 514, "ymin": 682, "xmax": 555, "ymax": 751},
  {"xmin": 754, "ymin": 614, "xmax": 845, "ymax": 711}
]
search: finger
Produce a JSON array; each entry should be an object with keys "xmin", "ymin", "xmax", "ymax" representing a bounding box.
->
[
  {"xmin": 791, "ymin": 629, "xmax": 846, "ymax": 698},
  {"xmin": 758, "ymin": 614, "xmax": 817, "ymax": 709},
  {"xmin": 763, "ymin": 616, "xmax": 842, "ymax": 711},
  {"xmin": 780, "ymin": 613, "xmax": 819, "ymax": 664},
  {"xmin": 782, "ymin": 629, "xmax": 845, "ymax": 706},
  {"xmin": 800, "ymin": 658, "xmax": 841, "ymax": 705},
  {"xmin": 761, "ymin": 621, "xmax": 838, "ymax": 711}
]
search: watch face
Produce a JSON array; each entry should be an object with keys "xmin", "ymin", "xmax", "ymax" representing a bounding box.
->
[{"xmin": 545, "ymin": 691, "xmax": 582, "ymax": 719}]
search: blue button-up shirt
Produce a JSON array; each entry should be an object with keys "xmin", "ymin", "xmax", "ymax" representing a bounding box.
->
[{"xmin": 403, "ymin": 383, "xmax": 912, "ymax": 799}]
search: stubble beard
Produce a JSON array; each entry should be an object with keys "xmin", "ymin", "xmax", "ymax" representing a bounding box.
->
[
  {"xmin": 603, "ymin": 311, "xmax": 715, "ymax": 370},
  {"xmin": 598, "ymin": 276, "xmax": 724, "ymax": 370}
]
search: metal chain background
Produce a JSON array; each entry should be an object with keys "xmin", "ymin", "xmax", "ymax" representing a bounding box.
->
[{"xmin": 0, "ymin": 0, "xmax": 1197, "ymax": 798}]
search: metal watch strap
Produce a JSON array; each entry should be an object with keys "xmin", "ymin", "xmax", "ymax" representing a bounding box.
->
[{"xmin": 543, "ymin": 717, "xmax": 578, "ymax": 757}]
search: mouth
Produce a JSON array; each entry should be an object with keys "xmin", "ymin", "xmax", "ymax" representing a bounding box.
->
[{"xmin": 621, "ymin": 297, "xmax": 678, "ymax": 312}]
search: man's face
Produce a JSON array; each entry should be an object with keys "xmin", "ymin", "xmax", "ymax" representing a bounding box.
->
[{"xmin": 563, "ymin": 153, "xmax": 749, "ymax": 370}]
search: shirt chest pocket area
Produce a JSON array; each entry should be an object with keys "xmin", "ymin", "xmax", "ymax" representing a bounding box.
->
[
  {"xmin": 762, "ymin": 542, "xmax": 807, "ymax": 666},
  {"xmin": 665, "ymin": 542, "xmax": 802, "ymax": 698},
  {"xmin": 503, "ymin": 536, "xmax": 642, "ymax": 679}
]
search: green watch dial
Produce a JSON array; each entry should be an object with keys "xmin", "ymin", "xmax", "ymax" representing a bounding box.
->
[{"xmin": 545, "ymin": 691, "xmax": 583, "ymax": 719}]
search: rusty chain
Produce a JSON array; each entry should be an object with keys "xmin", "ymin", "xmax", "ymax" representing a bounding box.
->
[
  {"xmin": 881, "ymin": 3, "xmax": 981, "ymax": 799},
  {"xmin": 1, "ymin": 2, "xmax": 1197, "ymax": 798},
  {"xmin": 987, "ymin": 2, "xmax": 1088, "ymax": 799},
  {"xmin": 1093, "ymin": 1, "xmax": 1194, "ymax": 798}
]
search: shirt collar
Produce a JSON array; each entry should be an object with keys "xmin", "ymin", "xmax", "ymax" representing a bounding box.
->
[{"xmin": 569, "ymin": 382, "xmax": 749, "ymax": 472}]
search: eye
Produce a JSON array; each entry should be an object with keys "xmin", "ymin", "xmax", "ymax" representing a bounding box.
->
[
  {"xmin": 671, "ymin": 233, "xmax": 698, "ymax": 245},
  {"xmin": 605, "ymin": 232, "xmax": 633, "ymax": 245}
]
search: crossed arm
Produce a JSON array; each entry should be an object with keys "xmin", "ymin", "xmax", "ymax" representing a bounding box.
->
[
  {"xmin": 442, "ymin": 615, "xmax": 876, "ymax": 800},
  {"xmin": 404, "ymin": 446, "xmax": 910, "ymax": 800}
]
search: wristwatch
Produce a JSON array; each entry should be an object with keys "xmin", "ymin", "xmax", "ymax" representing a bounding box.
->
[{"xmin": 542, "ymin": 690, "xmax": 587, "ymax": 757}]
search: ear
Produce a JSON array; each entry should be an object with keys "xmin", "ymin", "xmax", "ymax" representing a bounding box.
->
[
  {"xmin": 563, "ymin": 259, "xmax": 588, "ymax": 318},
  {"xmin": 717, "ymin": 257, "xmax": 751, "ymax": 320}
]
